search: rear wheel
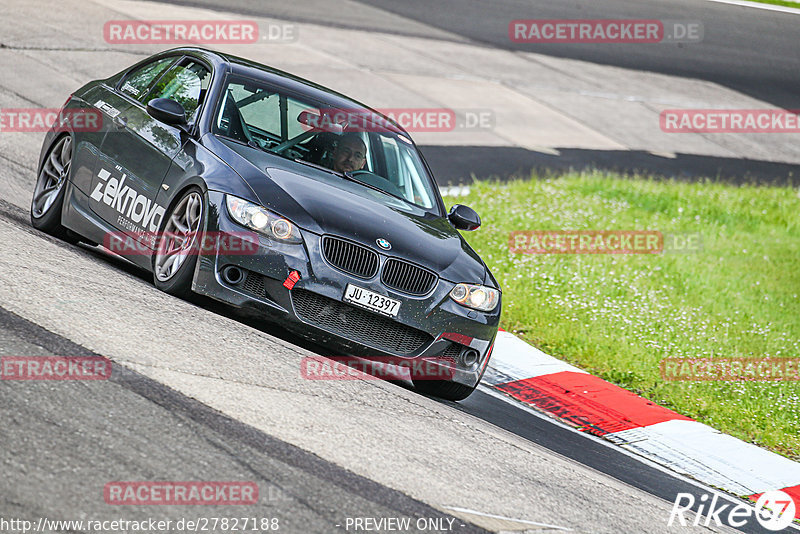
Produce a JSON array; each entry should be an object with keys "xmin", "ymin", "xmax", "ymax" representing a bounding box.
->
[
  {"xmin": 30, "ymin": 135, "xmax": 72, "ymax": 237},
  {"xmin": 152, "ymin": 187, "xmax": 205, "ymax": 297}
]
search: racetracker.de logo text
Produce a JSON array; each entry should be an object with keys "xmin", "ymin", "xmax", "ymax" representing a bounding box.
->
[
  {"xmin": 103, "ymin": 20, "xmax": 267, "ymax": 44},
  {"xmin": 509, "ymin": 230, "xmax": 664, "ymax": 254},
  {"xmin": 0, "ymin": 108, "xmax": 102, "ymax": 133},
  {"xmin": 300, "ymin": 356, "xmax": 457, "ymax": 381},
  {"xmin": 104, "ymin": 481, "xmax": 259, "ymax": 505},
  {"xmin": 661, "ymin": 109, "xmax": 800, "ymax": 133},
  {"xmin": 509, "ymin": 20, "xmax": 703, "ymax": 43},
  {"xmin": 1, "ymin": 356, "xmax": 111, "ymax": 380}
]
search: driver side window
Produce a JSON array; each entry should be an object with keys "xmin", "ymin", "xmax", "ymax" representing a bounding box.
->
[{"xmin": 214, "ymin": 80, "xmax": 321, "ymax": 154}]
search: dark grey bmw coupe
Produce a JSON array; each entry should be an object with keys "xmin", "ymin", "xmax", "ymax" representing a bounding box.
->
[{"xmin": 30, "ymin": 47, "xmax": 500, "ymax": 400}]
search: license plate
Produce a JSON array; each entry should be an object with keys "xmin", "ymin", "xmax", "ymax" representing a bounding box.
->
[{"xmin": 343, "ymin": 284, "xmax": 401, "ymax": 317}]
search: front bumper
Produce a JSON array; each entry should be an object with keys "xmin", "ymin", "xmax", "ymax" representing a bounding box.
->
[{"xmin": 193, "ymin": 191, "xmax": 500, "ymax": 387}]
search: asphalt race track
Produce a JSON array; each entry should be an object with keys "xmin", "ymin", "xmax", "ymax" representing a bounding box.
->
[
  {"xmin": 160, "ymin": 0, "xmax": 800, "ymax": 106},
  {"xmin": 0, "ymin": 0, "xmax": 798, "ymax": 533},
  {"xmin": 0, "ymin": 305, "xmax": 487, "ymax": 534},
  {"xmin": 0, "ymin": 198, "xmax": 766, "ymax": 533},
  {"xmin": 160, "ymin": 0, "xmax": 800, "ymax": 184}
]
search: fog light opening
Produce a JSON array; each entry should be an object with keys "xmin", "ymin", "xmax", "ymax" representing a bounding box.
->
[
  {"xmin": 461, "ymin": 348, "xmax": 479, "ymax": 368},
  {"xmin": 221, "ymin": 265, "xmax": 244, "ymax": 285}
]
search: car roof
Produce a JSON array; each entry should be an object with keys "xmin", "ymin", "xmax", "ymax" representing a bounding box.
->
[{"xmin": 160, "ymin": 47, "xmax": 406, "ymax": 136}]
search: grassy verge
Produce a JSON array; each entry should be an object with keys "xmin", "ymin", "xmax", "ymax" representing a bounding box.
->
[
  {"xmin": 747, "ymin": 0, "xmax": 800, "ymax": 8},
  {"xmin": 443, "ymin": 172, "xmax": 800, "ymax": 459}
]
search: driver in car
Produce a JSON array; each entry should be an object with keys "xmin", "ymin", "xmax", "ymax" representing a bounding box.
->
[{"xmin": 331, "ymin": 133, "xmax": 367, "ymax": 173}]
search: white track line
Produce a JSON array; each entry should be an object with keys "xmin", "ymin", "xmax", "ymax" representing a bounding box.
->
[
  {"xmin": 442, "ymin": 506, "xmax": 572, "ymax": 531},
  {"xmin": 705, "ymin": 0, "xmax": 800, "ymax": 15}
]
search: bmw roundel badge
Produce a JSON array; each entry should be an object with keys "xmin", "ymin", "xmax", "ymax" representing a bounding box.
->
[{"xmin": 376, "ymin": 238, "xmax": 391, "ymax": 250}]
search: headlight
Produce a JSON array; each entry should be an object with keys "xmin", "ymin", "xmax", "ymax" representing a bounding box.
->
[
  {"xmin": 449, "ymin": 283, "xmax": 500, "ymax": 312},
  {"xmin": 225, "ymin": 195, "xmax": 302, "ymax": 244}
]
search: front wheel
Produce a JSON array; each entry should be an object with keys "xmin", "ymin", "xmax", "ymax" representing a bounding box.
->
[
  {"xmin": 152, "ymin": 187, "xmax": 205, "ymax": 297},
  {"xmin": 30, "ymin": 135, "xmax": 72, "ymax": 237},
  {"xmin": 412, "ymin": 379, "xmax": 478, "ymax": 402}
]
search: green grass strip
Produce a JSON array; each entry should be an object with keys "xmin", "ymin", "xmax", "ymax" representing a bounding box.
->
[{"xmin": 445, "ymin": 172, "xmax": 800, "ymax": 459}]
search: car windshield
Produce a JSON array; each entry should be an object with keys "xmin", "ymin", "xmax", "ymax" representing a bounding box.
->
[{"xmin": 212, "ymin": 76, "xmax": 439, "ymax": 210}]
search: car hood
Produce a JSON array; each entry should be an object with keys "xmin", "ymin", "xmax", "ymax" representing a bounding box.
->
[{"xmin": 206, "ymin": 135, "xmax": 487, "ymax": 284}]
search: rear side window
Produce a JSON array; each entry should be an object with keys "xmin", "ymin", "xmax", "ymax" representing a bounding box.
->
[
  {"xmin": 145, "ymin": 60, "xmax": 211, "ymax": 122},
  {"xmin": 120, "ymin": 57, "xmax": 176, "ymax": 101}
]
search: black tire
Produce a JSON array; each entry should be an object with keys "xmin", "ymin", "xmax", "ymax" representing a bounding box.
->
[
  {"xmin": 412, "ymin": 379, "xmax": 478, "ymax": 401},
  {"xmin": 30, "ymin": 135, "xmax": 73, "ymax": 238},
  {"xmin": 152, "ymin": 186, "xmax": 205, "ymax": 297}
]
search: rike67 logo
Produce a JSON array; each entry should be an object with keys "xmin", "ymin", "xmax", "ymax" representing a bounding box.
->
[{"xmin": 669, "ymin": 490, "xmax": 796, "ymax": 531}]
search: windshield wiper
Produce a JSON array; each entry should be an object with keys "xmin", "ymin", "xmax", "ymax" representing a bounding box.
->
[
  {"xmin": 341, "ymin": 172, "xmax": 411, "ymax": 205},
  {"xmin": 293, "ymin": 158, "xmax": 342, "ymax": 177}
]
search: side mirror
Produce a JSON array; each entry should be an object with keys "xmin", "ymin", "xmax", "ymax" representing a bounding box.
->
[
  {"xmin": 146, "ymin": 98, "xmax": 187, "ymax": 126},
  {"xmin": 448, "ymin": 204, "xmax": 481, "ymax": 231}
]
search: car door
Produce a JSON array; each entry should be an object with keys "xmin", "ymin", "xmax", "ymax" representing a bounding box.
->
[
  {"xmin": 90, "ymin": 57, "xmax": 210, "ymax": 242},
  {"xmin": 87, "ymin": 56, "xmax": 176, "ymax": 231}
]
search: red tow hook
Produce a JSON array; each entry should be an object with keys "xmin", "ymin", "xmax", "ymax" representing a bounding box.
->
[{"xmin": 283, "ymin": 270, "xmax": 301, "ymax": 290}]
